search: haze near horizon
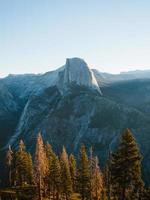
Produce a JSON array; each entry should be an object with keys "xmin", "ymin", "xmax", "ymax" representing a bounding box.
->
[{"xmin": 0, "ymin": 0, "xmax": 150, "ymax": 77}]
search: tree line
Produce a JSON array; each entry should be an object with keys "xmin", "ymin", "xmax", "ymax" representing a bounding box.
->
[{"xmin": 3, "ymin": 128, "xmax": 150, "ymax": 200}]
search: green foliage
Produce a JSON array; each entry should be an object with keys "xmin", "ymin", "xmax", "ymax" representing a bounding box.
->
[
  {"xmin": 45, "ymin": 142, "xmax": 55, "ymax": 189},
  {"xmin": 69, "ymin": 154, "xmax": 77, "ymax": 192},
  {"xmin": 103, "ymin": 156, "xmax": 111, "ymax": 200},
  {"xmin": 15, "ymin": 140, "xmax": 33, "ymax": 186},
  {"xmin": 49, "ymin": 152, "xmax": 61, "ymax": 199},
  {"xmin": 5, "ymin": 145, "xmax": 13, "ymax": 186},
  {"xmin": 110, "ymin": 128, "xmax": 144, "ymax": 200},
  {"xmin": 45, "ymin": 142, "xmax": 54, "ymax": 164},
  {"xmin": 3, "ymin": 130, "xmax": 150, "ymax": 200},
  {"xmin": 91, "ymin": 157, "xmax": 103, "ymax": 200},
  {"xmin": 78, "ymin": 145, "xmax": 91, "ymax": 200},
  {"xmin": 140, "ymin": 187, "xmax": 150, "ymax": 200},
  {"xmin": 60, "ymin": 147, "xmax": 73, "ymax": 199}
]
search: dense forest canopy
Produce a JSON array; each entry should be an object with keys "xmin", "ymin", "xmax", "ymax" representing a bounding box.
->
[{"xmin": 0, "ymin": 129, "xmax": 150, "ymax": 200}]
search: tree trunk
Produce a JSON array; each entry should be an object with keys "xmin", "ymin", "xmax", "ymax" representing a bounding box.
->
[
  {"xmin": 9, "ymin": 166, "xmax": 11, "ymax": 187},
  {"xmin": 56, "ymin": 191, "xmax": 59, "ymax": 200},
  {"xmin": 53, "ymin": 186, "xmax": 55, "ymax": 200},
  {"xmin": 39, "ymin": 175, "xmax": 42, "ymax": 200},
  {"xmin": 49, "ymin": 184, "xmax": 51, "ymax": 200},
  {"xmin": 121, "ymin": 186, "xmax": 126, "ymax": 200}
]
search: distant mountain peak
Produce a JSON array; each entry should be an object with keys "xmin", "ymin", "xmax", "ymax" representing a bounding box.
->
[{"xmin": 56, "ymin": 57, "xmax": 102, "ymax": 94}]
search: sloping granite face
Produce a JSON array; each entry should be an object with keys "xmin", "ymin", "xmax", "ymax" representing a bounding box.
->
[
  {"xmin": 0, "ymin": 83, "xmax": 20, "ymax": 149},
  {"xmin": 56, "ymin": 58, "xmax": 101, "ymax": 94}
]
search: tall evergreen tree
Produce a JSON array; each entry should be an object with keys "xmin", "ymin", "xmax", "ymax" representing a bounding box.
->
[
  {"xmin": 91, "ymin": 157, "xmax": 103, "ymax": 200},
  {"xmin": 34, "ymin": 133, "xmax": 48, "ymax": 200},
  {"xmin": 103, "ymin": 151, "xmax": 112, "ymax": 200},
  {"xmin": 89, "ymin": 147, "xmax": 95, "ymax": 200},
  {"xmin": 26, "ymin": 153, "xmax": 34, "ymax": 184},
  {"xmin": 50, "ymin": 152, "xmax": 61, "ymax": 200},
  {"xmin": 45, "ymin": 142, "xmax": 55, "ymax": 197},
  {"xmin": 110, "ymin": 128, "xmax": 144, "ymax": 200},
  {"xmin": 15, "ymin": 140, "xmax": 33, "ymax": 186},
  {"xmin": 61, "ymin": 146, "xmax": 69, "ymax": 164},
  {"xmin": 78, "ymin": 145, "xmax": 91, "ymax": 200},
  {"xmin": 6, "ymin": 145, "xmax": 13, "ymax": 186},
  {"xmin": 45, "ymin": 142, "xmax": 54, "ymax": 166},
  {"xmin": 69, "ymin": 154, "xmax": 77, "ymax": 192},
  {"xmin": 140, "ymin": 187, "xmax": 150, "ymax": 200},
  {"xmin": 60, "ymin": 147, "xmax": 73, "ymax": 200}
]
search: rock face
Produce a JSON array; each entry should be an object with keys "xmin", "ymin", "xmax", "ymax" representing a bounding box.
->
[
  {"xmin": 0, "ymin": 83, "xmax": 20, "ymax": 149},
  {"xmin": 56, "ymin": 58, "xmax": 101, "ymax": 94},
  {"xmin": 0, "ymin": 58, "xmax": 150, "ymax": 184}
]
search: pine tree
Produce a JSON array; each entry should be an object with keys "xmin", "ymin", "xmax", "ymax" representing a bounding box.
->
[
  {"xmin": 60, "ymin": 147, "xmax": 73, "ymax": 200},
  {"xmin": 6, "ymin": 145, "xmax": 13, "ymax": 186},
  {"xmin": 34, "ymin": 133, "xmax": 48, "ymax": 200},
  {"xmin": 103, "ymin": 151, "xmax": 112, "ymax": 200},
  {"xmin": 45, "ymin": 142, "xmax": 54, "ymax": 166},
  {"xmin": 91, "ymin": 157, "xmax": 103, "ymax": 200},
  {"xmin": 15, "ymin": 140, "xmax": 33, "ymax": 186},
  {"xmin": 78, "ymin": 145, "xmax": 91, "ymax": 200},
  {"xmin": 110, "ymin": 128, "xmax": 144, "ymax": 200},
  {"xmin": 61, "ymin": 146, "xmax": 69, "ymax": 164},
  {"xmin": 69, "ymin": 154, "xmax": 77, "ymax": 192},
  {"xmin": 140, "ymin": 187, "xmax": 150, "ymax": 200},
  {"xmin": 50, "ymin": 152, "xmax": 61, "ymax": 200},
  {"xmin": 45, "ymin": 142, "xmax": 55, "ymax": 198},
  {"xmin": 89, "ymin": 147, "xmax": 95, "ymax": 200},
  {"xmin": 26, "ymin": 153, "xmax": 34, "ymax": 184}
]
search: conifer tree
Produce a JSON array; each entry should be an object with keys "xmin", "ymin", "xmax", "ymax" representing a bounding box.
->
[
  {"xmin": 89, "ymin": 147, "xmax": 95, "ymax": 200},
  {"xmin": 6, "ymin": 145, "xmax": 13, "ymax": 186},
  {"xmin": 69, "ymin": 154, "xmax": 77, "ymax": 192},
  {"xmin": 110, "ymin": 128, "xmax": 144, "ymax": 200},
  {"xmin": 50, "ymin": 152, "xmax": 61, "ymax": 200},
  {"xmin": 78, "ymin": 145, "xmax": 91, "ymax": 200},
  {"xmin": 15, "ymin": 140, "xmax": 33, "ymax": 186},
  {"xmin": 34, "ymin": 133, "xmax": 48, "ymax": 200},
  {"xmin": 45, "ymin": 142, "xmax": 55, "ymax": 198},
  {"xmin": 60, "ymin": 147, "xmax": 73, "ymax": 200},
  {"xmin": 141, "ymin": 187, "xmax": 150, "ymax": 200},
  {"xmin": 91, "ymin": 157, "xmax": 103, "ymax": 200},
  {"xmin": 26, "ymin": 153, "xmax": 34, "ymax": 184},
  {"xmin": 103, "ymin": 151, "xmax": 112, "ymax": 200},
  {"xmin": 45, "ymin": 142, "xmax": 54, "ymax": 166},
  {"xmin": 61, "ymin": 146, "xmax": 69, "ymax": 164}
]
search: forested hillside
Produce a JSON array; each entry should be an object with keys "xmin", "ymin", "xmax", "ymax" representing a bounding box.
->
[{"xmin": 1, "ymin": 129, "xmax": 150, "ymax": 200}]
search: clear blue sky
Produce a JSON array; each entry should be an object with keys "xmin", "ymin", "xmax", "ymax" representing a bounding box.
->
[{"xmin": 0, "ymin": 0, "xmax": 150, "ymax": 77}]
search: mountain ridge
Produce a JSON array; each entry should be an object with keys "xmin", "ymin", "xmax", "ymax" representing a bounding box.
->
[{"xmin": 0, "ymin": 58, "xmax": 150, "ymax": 184}]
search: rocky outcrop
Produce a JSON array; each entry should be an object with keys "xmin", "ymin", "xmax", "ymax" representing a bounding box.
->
[{"xmin": 56, "ymin": 58, "xmax": 101, "ymax": 94}]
